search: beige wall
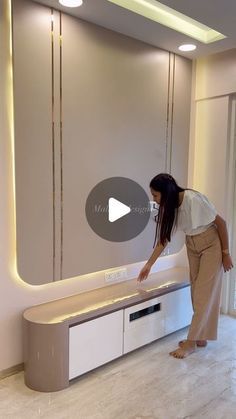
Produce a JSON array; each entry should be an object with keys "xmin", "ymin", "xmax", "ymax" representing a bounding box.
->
[
  {"xmin": 189, "ymin": 49, "xmax": 236, "ymax": 314},
  {"xmin": 193, "ymin": 96, "xmax": 229, "ymax": 216},
  {"xmin": 189, "ymin": 49, "xmax": 236, "ymax": 215},
  {"xmin": 195, "ymin": 49, "xmax": 236, "ymax": 101}
]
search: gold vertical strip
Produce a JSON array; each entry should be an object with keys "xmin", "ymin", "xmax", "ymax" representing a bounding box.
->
[
  {"xmin": 51, "ymin": 9, "xmax": 56, "ymax": 281},
  {"xmin": 165, "ymin": 52, "xmax": 171, "ymax": 173},
  {"xmin": 8, "ymin": 0, "xmax": 17, "ymax": 271},
  {"xmin": 169, "ymin": 54, "xmax": 176, "ymax": 174},
  {"xmin": 59, "ymin": 12, "xmax": 63, "ymax": 280}
]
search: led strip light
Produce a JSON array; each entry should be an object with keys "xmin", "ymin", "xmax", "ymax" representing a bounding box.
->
[{"xmin": 107, "ymin": 0, "xmax": 226, "ymax": 44}]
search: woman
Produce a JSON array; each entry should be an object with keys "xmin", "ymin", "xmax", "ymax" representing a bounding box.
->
[{"xmin": 138, "ymin": 173, "xmax": 233, "ymax": 359}]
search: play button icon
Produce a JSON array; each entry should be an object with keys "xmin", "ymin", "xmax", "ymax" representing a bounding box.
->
[
  {"xmin": 85, "ymin": 177, "xmax": 151, "ymax": 242},
  {"xmin": 108, "ymin": 198, "xmax": 131, "ymax": 222}
]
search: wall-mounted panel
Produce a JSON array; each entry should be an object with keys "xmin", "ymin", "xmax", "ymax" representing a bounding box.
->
[
  {"xmin": 171, "ymin": 55, "xmax": 192, "ymax": 186},
  {"xmin": 62, "ymin": 15, "xmax": 169, "ymax": 278},
  {"xmin": 13, "ymin": 1, "xmax": 192, "ymax": 284},
  {"xmin": 13, "ymin": 0, "xmax": 53, "ymax": 284}
]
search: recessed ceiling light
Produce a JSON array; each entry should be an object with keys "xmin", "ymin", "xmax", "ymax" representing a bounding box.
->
[
  {"xmin": 107, "ymin": 0, "xmax": 226, "ymax": 44},
  {"xmin": 178, "ymin": 44, "xmax": 196, "ymax": 52},
  {"xmin": 59, "ymin": 0, "xmax": 83, "ymax": 7}
]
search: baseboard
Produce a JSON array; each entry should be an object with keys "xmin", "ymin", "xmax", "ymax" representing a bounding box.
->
[{"xmin": 0, "ymin": 363, "xmax": 24, "ymax": 380}]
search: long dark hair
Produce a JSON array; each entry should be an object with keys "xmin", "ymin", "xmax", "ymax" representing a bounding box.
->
[{"xmin": 150, "ymin": 173, "xmax": 185, "ymax": 246}]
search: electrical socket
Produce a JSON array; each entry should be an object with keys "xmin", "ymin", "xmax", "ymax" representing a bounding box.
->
[
  {"xmin": 162, "ymin": 247, "xmax": 170, "ymax": 256},
  {"xmin": 105, "ymin": 268, "xmax": 127, "ymax": 283}
]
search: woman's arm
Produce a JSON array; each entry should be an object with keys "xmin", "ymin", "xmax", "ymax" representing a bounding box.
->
[
  {"xmin": 137, "ymin": 241, "xmax": 167, "ymax": 282},
  {"xmin": 214, "ymin": 215, "xmax": 234, "ymax": 272}
]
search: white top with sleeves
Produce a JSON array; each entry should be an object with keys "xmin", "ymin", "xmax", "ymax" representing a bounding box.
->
[{"xmin": 177, "ymin": 189, "xmax": 217, "ymax": 236}]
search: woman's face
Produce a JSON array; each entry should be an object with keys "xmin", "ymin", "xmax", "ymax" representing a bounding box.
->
[{"xmin": 150, "ymin": 188, "xmax": 161, "ymax": 205}]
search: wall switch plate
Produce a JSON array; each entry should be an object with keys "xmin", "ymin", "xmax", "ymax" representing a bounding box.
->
[
  {"xmin": 105, "ymin": 268, "xmax": 127, "ymax": 283},
  {"xmin": 149, "ymin": 201, "xmax": 157, "ymax": 211}
]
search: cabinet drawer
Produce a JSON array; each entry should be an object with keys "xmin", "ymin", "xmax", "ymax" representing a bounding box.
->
[
  {"xmin": 124, "ymin": 297, "xmax": 164, "ymax": 331},
  {"xmin": 164, "ymin": 286, "xmax": 193, "ymax": 335},
  {"xmin": 124, "ymin": 297, "xmax": 165, "ymax": 353},
  {"xmin": 69, "ymin": 310, "xmax": 123, "ymax": 379}
]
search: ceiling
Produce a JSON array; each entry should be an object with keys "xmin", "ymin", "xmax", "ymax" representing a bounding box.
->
[{"xmin": 33, "ymin": 0, "xmax": 236, "ymax": 59}]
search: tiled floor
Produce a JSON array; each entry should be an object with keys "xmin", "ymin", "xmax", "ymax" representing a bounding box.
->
[{"xmin": 0, "ymin": 315, "xmax": 236, "ymax": 419}]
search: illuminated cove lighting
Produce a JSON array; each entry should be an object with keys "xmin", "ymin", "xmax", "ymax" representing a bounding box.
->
[{"xmin": 107, "ymin": 0, "xmax": 226, "ymax": 44}]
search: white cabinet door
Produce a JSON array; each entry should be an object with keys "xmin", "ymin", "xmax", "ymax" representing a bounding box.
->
[
  {"xmin": 69, "ymin": 310, "xmax": 123, "ymax": 379},
  {"xmin": 164, "ymin": 286, "xmax": 193, "ymax": 335},
  {"xmin": 123, "ymin": 297, "xmax": 165, "ymax": 354}
]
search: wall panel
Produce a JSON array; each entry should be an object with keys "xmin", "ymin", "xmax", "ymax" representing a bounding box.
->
[
  {"xmin": 13, "ymin": 0, "xmax": 192, "ymax": 283},
  {"xmin": 13, "ymin": 0, "xmax": 53, "ymax": 284},
  {"xmin": 62, "ymin": 15, "xmax": 169, "ymax": 277}
]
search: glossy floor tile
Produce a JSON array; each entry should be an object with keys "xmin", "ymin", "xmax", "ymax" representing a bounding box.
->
[{"xmin": 0, "ymin": 315, "xmax": 236, "ymax": 419}]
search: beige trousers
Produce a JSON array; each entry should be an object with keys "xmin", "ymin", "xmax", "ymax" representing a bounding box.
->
[{"xmin": 186, "ymin": 225, "xmax": 223, "ymax": 341}]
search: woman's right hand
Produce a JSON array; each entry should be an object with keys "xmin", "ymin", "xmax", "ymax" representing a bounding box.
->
[{"xmin": 137, "ymin": 262, "xmax": 152, "ymax": 282}]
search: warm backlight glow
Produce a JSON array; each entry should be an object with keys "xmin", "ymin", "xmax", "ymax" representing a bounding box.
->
[
  {"xmin": 107, "ymin": 0, "xmax": 226, "ymax": 44},
  {"xmin": 178, "ymin": 44, "xmax": 196, "ymax": 52},
  {"xmin": 59, "ymin": 0, "xmax": 83, "ymax": 7}
]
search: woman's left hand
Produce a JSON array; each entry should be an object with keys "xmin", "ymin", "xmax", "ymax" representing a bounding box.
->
[{"xmin": 222, "ymin": 254, "xmax": 234, "ymax": 272}]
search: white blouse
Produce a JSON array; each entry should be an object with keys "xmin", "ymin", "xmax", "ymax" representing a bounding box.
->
[{"xmin": 177, "ymin": 189, "xmax": 217, "ymax": 236}]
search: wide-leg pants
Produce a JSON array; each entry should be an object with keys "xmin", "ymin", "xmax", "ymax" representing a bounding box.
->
[{"xmin": 186, "ymin": 225, "xmax": 223, "ymax": 341}]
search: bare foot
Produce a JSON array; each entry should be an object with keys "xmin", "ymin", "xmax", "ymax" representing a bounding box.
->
[
  {"xmin": 178, "ymin": 339, "xmax": 207, "ymax": 348},
  {"xmin": 170, "ymin": 341, "xmax": 196, "ymax": 359}
]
